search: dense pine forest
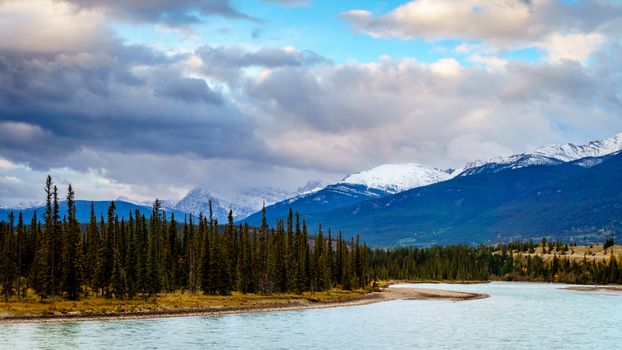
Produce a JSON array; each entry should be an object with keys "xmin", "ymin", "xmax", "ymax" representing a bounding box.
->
[
  {"xmin": 0, "ymin": 176, "xmax": 369, "ymax": 301},
  {"xmin": 0, "ymin": 177, "xmax": 621, "ymax": 302}
]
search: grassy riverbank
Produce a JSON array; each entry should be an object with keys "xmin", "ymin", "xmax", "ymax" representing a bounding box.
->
[
  {"xmin": 0, "ymin": 289, "xmax": 367, "ymax": 320},
  {"xmin": 0, "ymin": 285, "xmax": 488, "ymax": 323}
]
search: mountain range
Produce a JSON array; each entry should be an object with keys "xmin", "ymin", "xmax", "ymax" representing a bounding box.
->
[
  {"xmin": 242, "ymin": 163, "xmax": 454, "ymax": 226},
  {"xmin": 170, "ymin": 181, "xmax": 324, "ymax": 222},
  {"xmin": 460, "ymin": 132, "xmax": 622, "ymax": 176},
  {"xmin": 244, "ymin": 132, "xmax": 622, "ymax": 246},
  {"xmin": 2, "ymin": 132, "xmax": 621, "ymax": 246},
  {"xmin": 0, "ymin": 200, "xmax": 187, "ymax": 223}
]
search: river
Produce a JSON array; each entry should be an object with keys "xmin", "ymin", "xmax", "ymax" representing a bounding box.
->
[{"xmin": 1, "ymin": 282, "xmax": 621, "ymax": 349}]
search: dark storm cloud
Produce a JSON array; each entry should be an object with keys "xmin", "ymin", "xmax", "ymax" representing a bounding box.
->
[
  {"xmin": 0, "ymin": 41, "xmax": 178, "ymax": 108},
  {"xmin": 64, "ymin": 0, "xmax": 261, "ymax": 26},
  {"xmin": 0, "ymin": 35, "xmax": 264, "ymax": 171},
  {"xmin": 0, "ymin": 0, "xmax": 331, "ymax": 173}
]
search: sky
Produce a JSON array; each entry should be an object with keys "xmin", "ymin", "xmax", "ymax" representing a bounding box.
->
[{"xmin": 1, "ymin": 0, "xmax": 622, "ymax": 207}]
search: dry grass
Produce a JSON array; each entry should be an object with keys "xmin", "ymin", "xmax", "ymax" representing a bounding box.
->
[
  {"xmin": 508, "ymin": 244, "xmax": 622, "ymax": 261},
  {"xmin": 0, "ymin": 288, "xmax": 367, "ymax": 318}
]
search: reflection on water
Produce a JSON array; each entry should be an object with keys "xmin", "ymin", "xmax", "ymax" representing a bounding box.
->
[{"xmin": 1, "ymin": 282, "xmax": 621, "ymax": 349}]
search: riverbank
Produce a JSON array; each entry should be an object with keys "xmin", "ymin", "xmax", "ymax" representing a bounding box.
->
[
  {"xmin": 386, "ymin": 279, "xmax": 488, "ymax": 285},
  {"xmin": 562, "ymin": 285, "xmax": 622, "ymax": 293},
  {"xmin": 0, "ymin": 286, "xmax": 488, "ymax": 324}
]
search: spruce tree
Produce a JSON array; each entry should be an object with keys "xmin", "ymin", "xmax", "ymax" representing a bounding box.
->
[
  {"xmin": 126, "ymin": 212, "xmax": 138, "ymax": 298},
  {"xmin": 187, "ymin": 215, "xmax": 200, "ymax": 295},
  {"xmin": 49, "ymin": 184, "xmax": 63, "ymax": 296},
  {"xmin": 111, "ymin": 247, "xmax": 127, "ymax": 299},
  {"xmin": 62, "ymin": 184, "xmax": 85, "ymax": 300},
  {"xmin": 200, "ymin": 214, "xmax": 212, "ymax": 294},
  {"xmin": 147, "ymin": 200, "xmax": 163, "ymax": 295},
  {"xmin": 15, "ymin": 212, "xmax": 27, "ymax": 299},
  {"xmin": 138, "ymin": 214, "xmax": 149, "ymax": 294},
  {"xmin": 36, "ymin": 177, "xmax": 53, "ymax": 297},
  {"xmin": 1, "ymin": 213, "xmax": 15, "ymax": 301},
  {"xmin": 236, "ymin": 224, "xmax": 252, "ymax": 293},
  {"xmin": 85, "ymin": 202, "xmax": 99, "ymax": 291}
]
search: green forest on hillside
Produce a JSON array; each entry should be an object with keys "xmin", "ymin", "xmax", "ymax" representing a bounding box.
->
[{"xmin": 1, "ymin": 177, "xmax": 621, "ymax": 303}]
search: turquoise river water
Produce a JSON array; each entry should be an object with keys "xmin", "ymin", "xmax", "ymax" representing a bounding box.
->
[{"xmin": 1, "ymin": 282, "xmax": 621, "ymax": 349}]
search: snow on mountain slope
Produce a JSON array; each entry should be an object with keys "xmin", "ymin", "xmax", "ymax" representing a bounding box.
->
[
  {"xmin": 173, "ymin": 181, "xmax": 326, "ymax": 222},
  {"xmin": 534, "ymin": 132, "xmax": 622, "ymax": 161},
  {"xmin": 341, "ymin": 163, "xmax": 452, "ymax": 194},
  {"xmin": 460, "ymin": 154, "xmax": 563, "ymax": 176},
  {"xmin": 461, "ymin": 132, "xmax": 622, "ymax": 176}
]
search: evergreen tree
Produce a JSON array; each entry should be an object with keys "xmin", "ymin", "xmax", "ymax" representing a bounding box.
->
[
  {"xmin": 187, "ymin": 215, "xmax": 200, "ymax": 294},
  {"xmin": 147, "ymin": 199, "xmax": 163, "ymax": 295},
  {"xmin": 137, "ymin": 214, "xmax": 149, "ymax": 294},
  {"xmin": 200, "ymin": 214, "xmax": 212, "ymax": 294},
  {"xmin": 49, "ymin": 184, "xmax": 63, "ymax": 296},
  {"xmin": 111, "ymin": 247, "xmax": 127, "ymax": 299},
  {"xmin": 15, "ymin": 212, "xmax": 28, "ymax": 299},
  {"xmin": 1, "ymin": 213, "xmax": 15, "ymax": 301},
  {"xmin": 236, "ymin": 224, "xmax": 253, "ymax": 293},
  {"xmin": 85, "ymin": 202, "xmax": 99, "ymax": 292},
  {"xmin": 126, "ymin": 212, "xmax": 138, "ymax": 298},
  {"xmin": 62, "ymin": 184, "xmax": 85, "ymax": 300}
]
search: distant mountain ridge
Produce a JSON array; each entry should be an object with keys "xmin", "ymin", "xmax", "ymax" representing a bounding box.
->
[
  {"xmin": 244, "ymin": 132, "xmax": 622, "ymax": 246},
  {"xmin": 243, "ymin": 163, "xmax": 453, "ymax": 226},
  {"xmin": 303, "ymin": 151, "xmax": 622, "ymax": 246},
  {"xmin": 3, "ymin": 132, "xmax": 622, "ymax": 243},
  {"xmin": 172, "ymin": 181, "xmax": 324, "ymax": 222},
  {"xmin": 460, "ymin": 132, "xmax": 622, "ymax": 176},
  {"xmin": 0, "ymin": 200, "xmax": 187, "ymax": 223}
]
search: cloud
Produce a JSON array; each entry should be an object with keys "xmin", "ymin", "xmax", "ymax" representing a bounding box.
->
[
  {"xmin": 341, "ymin": 0, "xmax": 622, "ymax": 63},
  {"xmin": 342, "ymin": 0, "xmax": 619, "ymax": 43},
  {"xmin": 0, "ymin": 0, "xmax": 266, "ymax": 172},
  {"xmin": 195, "ymin": 45, "xmax": 329, "ymax": 82},
  {"xmin": 468, "ymin": 54, "xmax": 508, "ymax": 71},
  {"xmin": 0, "ymin": 0, "xmax": 110, "ymax": 53},
  {"xmin": 539, "ymin": 33, "xmax": 605, "ymax": 64},
  {"xmin": 150, "ymin": 68, "xmax": 223, "ymax": 104},
  {"xmin": 241, "ymin": 55, "xmax": 622, "ymax": 172},
  {"xmin": 1, "ymin": 0, "xmax": 621, "ymax": 208},
  {"xmin": 0, "ymin": 121, "xmax": 46, "ymax": 142},
  {"xmin": 251, "ymin": 28, "xmax": 263, "ymax": 39},
  {"xmin": 0, "ymin": 158, "xmax": 174, "ymax": 208},
  {"xmin": 62, "ymin": 0, "xmax": 260, "ymax": 26}
]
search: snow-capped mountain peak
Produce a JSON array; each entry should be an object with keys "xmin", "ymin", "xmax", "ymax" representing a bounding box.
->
[
  {"xmin": 341, "ymin": 163, "xmax": 452, "ymax": 194},
  {"xmin": 533, "ymin": 132, "xmax": 622, "ymax": 161},
  {"xmin": 172, "ymin": 185, "xmax": 317, "ymax": 222},
  {"xmin": 461, "ymin": 132, "xmax": 622, "ymax": 176}
]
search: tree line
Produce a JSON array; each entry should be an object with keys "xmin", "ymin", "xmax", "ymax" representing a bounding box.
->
[
  {"xmin": 0, "ymin": 176, "xmax": 368, "ymax": 301},
  {"xmin": 368, "ymin": 243, "xmax": 622, "ymax": 285},
  {"xmin": 1, "ymin": 177, "xmax": 621, "ymax": 302}
]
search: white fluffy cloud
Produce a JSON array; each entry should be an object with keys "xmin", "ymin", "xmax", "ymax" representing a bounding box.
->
[
  {"xmin": 240, "ymin": 55, "xmax": 621, "ymax": 172},
  {"xmin": 540, "ymin": 33, "xmax": 606, "ymax": 64},
  {"xmin": 342, "ymin": 0, "xmax": 621, "ymax": 63},
  {"xmin": 0, "ymin": 0, "xmax": 109, "ymax": 53},
  {"xmin": 342, "ymin": 0, "xmax": 538, "ymax": 43}
]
